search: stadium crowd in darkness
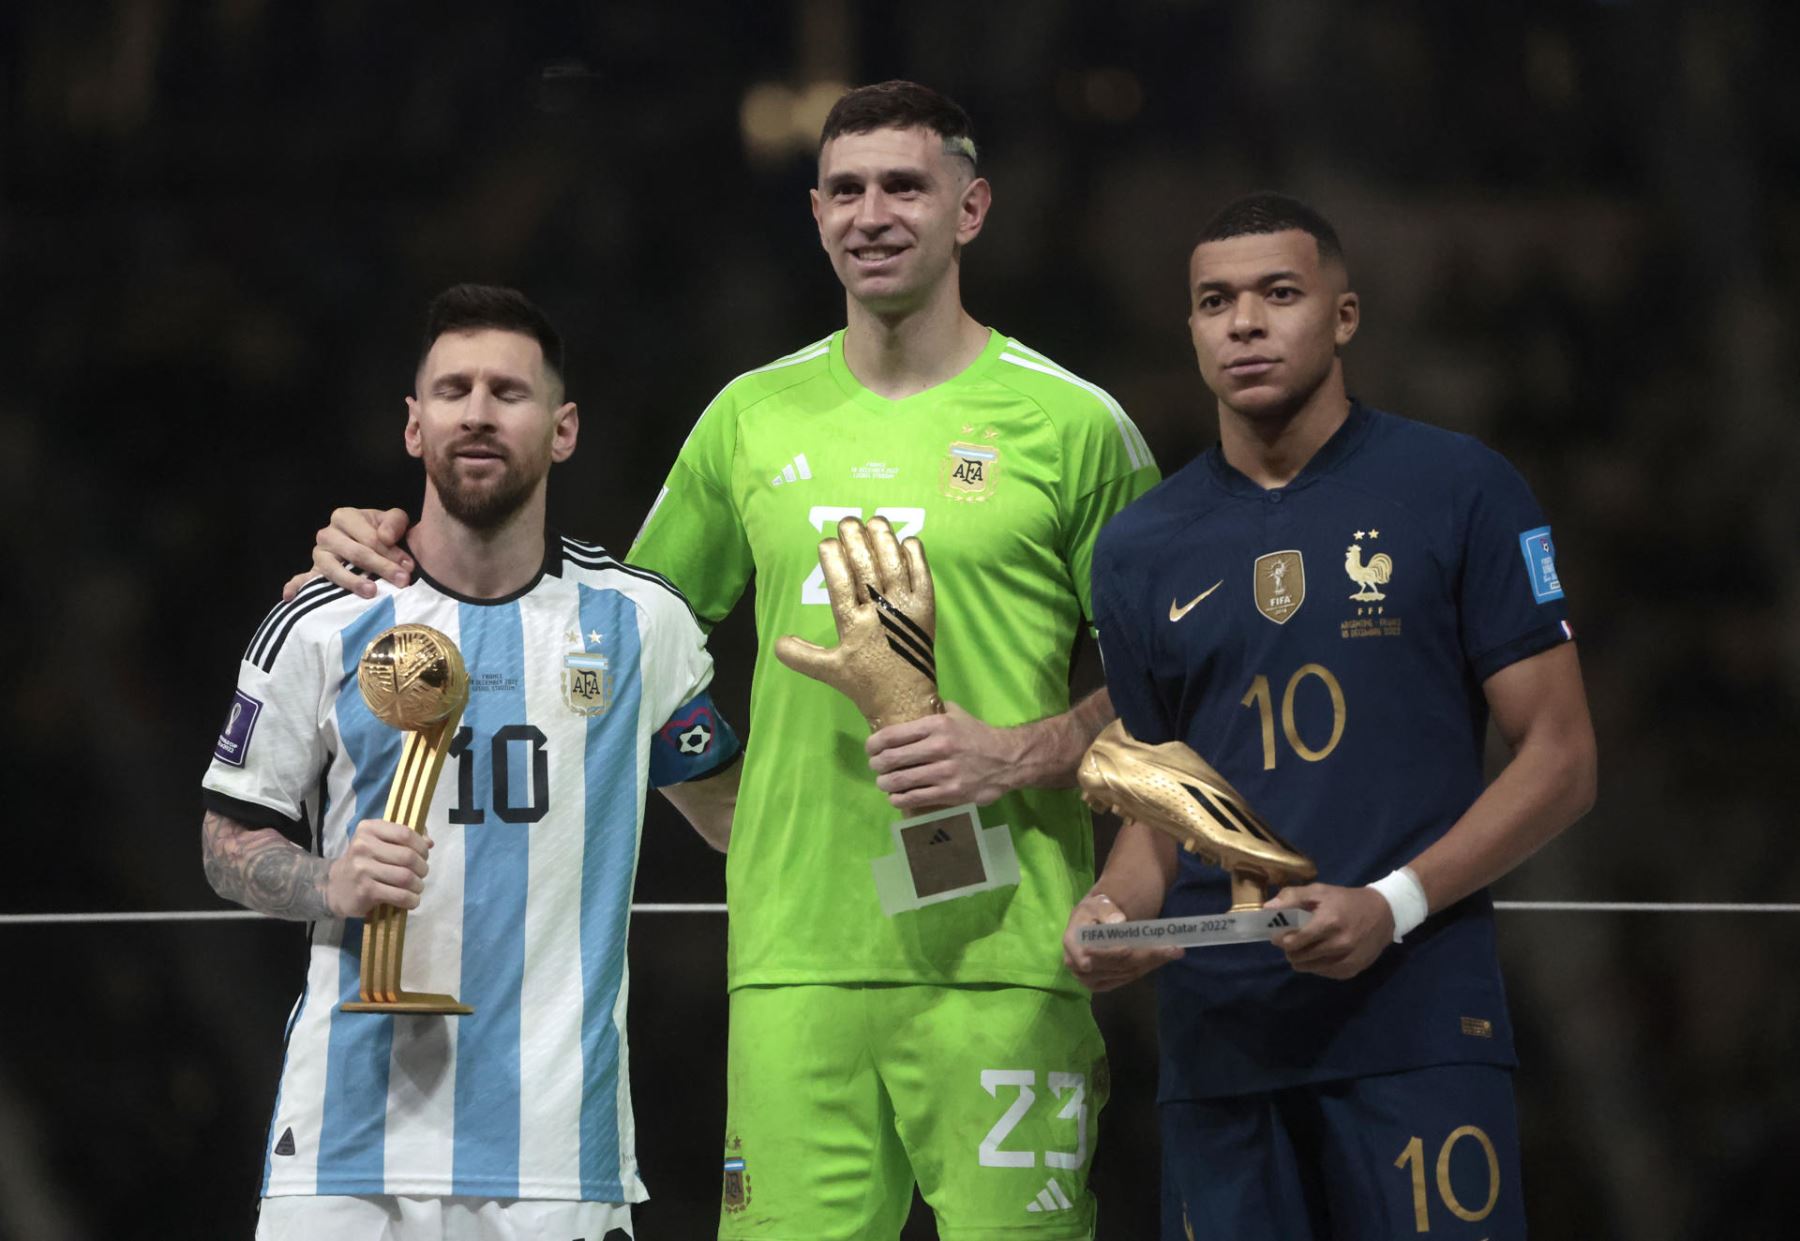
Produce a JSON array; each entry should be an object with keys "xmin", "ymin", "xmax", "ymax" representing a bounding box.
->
[{"xmin": 2, "ymin": 3, "xmax": 1795, "ymax": 1237}]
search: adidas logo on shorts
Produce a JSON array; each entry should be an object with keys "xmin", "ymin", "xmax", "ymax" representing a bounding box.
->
[{"xmin": 1025, "ymin": 1175, "xmax": 1074, "ymax": 1212}]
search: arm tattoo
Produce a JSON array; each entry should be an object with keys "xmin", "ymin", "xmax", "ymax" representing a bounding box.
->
[{"xmin": 202, "ymin": 810, "xmax": 333, "ymax": 921}]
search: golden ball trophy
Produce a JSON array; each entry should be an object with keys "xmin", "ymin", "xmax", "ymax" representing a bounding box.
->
[{"xmin": 339, "ymin": 623, "xmax": 474, "ymax": 1016}]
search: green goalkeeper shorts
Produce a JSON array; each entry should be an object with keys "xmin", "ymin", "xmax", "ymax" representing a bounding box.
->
[{"xmin": 717, "ymin": 982, "xmax": 1108, "ymax": 1241}]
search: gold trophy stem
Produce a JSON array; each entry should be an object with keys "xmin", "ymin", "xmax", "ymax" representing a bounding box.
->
[
  {"xmin": 341, "ymin": 702, "xmax": 473, "ymax": 1015},
  {"xmin": 1228, "ymin": 873, "xmax": 1266, "ymax": 913}
]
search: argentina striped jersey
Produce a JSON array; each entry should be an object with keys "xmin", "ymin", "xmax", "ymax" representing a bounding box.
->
[{"xmin": 202, "ymin": 533, "xmax": 739, "ymax": 1203}]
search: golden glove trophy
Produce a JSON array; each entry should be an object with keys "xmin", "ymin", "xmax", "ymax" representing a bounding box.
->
[
  {"xmin": 776, "ymin": 516, "xmax": 1021, "ymax": 913},
  {"xmin": 339, "ymin": 623, "xmax": 474, "ymax": 1015},
  {"xmin": 774, "ymin": 515, "xmax": 943, "ymax": 731},
  {"xmin": 1075, "ymin": 720, "xmax": 1318, "ymax": 948}
]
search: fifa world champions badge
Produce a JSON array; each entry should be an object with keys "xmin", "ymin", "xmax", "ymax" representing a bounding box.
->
[{"xmin": 1254, "ymin": 550, "xmax": 1306, "ymax": 624}]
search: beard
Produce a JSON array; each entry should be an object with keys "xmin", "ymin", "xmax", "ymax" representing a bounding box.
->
[{"xmin": 423, "ymin": 439, "xmax": 542, "ymax": 531}]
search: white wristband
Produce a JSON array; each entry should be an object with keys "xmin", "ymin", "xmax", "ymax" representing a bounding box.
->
[{"xmin": 1368, "ymin": 867, "xmax": 1429, "ymax": 942}]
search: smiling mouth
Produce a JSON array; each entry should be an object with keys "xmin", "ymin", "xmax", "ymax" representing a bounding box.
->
[{"xmin": 850, "ymin": 245, "xmax": 906, "ymax": 263}]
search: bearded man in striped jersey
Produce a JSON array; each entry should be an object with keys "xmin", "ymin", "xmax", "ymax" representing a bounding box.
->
[{"xmin": 206, "ymin": 284, "xmax": 741, "ymax": 1241}]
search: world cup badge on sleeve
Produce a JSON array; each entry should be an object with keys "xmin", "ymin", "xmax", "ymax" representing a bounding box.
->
[
  {"xmin": 561, "ymin": 631, "xmax": 613, "ymax": 717},
  {"xmin": 941, "ymin": 425, "xmax": 1000, "ymax": 500}
]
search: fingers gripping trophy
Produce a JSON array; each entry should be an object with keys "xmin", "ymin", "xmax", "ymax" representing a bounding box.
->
[
  {"xmin": 1074, "ymin": 722, "xmax": 1320, "ymax": 948},
  {"xmin": 340, "ymin": 623, "xmax": 474, "ymax": 1015}
]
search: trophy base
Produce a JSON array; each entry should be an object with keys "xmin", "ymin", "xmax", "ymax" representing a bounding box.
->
[
  {"xmin": 341, "ymin": 993, "xmax": 474, "ymax": 1016},
  {"xmin": 1076, "ymin": 908, "xmax": 1312, "ymax": 950}
]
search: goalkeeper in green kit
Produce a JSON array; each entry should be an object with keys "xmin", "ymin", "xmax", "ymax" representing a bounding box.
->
[{"xmin": 296, "ymin": 81, "xmax": 1158, "ymax": 1239}]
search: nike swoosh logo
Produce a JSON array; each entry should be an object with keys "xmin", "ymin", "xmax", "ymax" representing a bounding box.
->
[{"xmin": 1169, "ymin": 580, "xmax": 1223, "ymax": 621}]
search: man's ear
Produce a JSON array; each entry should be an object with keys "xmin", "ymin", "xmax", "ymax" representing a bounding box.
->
[
  {"xmin": 404, "ymin": 396, "xmax": 424, "ymax": 459},
  {"xmin": 1334, "ymin": 292, "xmax": 1360, "ymax": 348},
  {"xmin": 551, "ymin": 401, "xmax": 578, "ymax": 463}
]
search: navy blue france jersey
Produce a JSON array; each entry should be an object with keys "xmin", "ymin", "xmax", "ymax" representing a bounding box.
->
[{"xmin": 1091, "ymin": 403, "xmax": 1573, "ymax": 1100}]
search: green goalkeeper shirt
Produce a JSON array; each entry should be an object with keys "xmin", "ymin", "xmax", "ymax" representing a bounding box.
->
[{"xmin": 630, "ymin": 328, "xmax": 1159, "ymax": 992}]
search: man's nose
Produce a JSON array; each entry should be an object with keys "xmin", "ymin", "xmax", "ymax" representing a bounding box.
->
[
  {"xmin": 853, "ymin": 188, "xmax": 894, "ymax": 231},
  {"xmin": 462, "ymin": 387, "xmax": 500, "ymax": 426},
  {"xmin": 1229, "ymin": 292, "xmax": 1266, "ymax": 338}
]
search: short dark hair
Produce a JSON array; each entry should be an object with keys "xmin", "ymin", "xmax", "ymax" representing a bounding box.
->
[
  {"xmin": 1197, "ymin": 192, "xmax": 1345, "ymax": 268},
  {"xmin": 818, "ymin": 80, "xmax": 978, "ymax": 169},
  {"xmin": 419, "ymin": 283, "xmax": 565, "ymax": 386}
]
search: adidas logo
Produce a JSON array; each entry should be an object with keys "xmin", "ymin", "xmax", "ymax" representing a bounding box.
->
[
  {"xmin": 273, "ymin": 1127, "xmax": 296, "ymax": 1156},
  {"xmin": 1025, "ymin": 1176, "xmax": 1074, "ymax": 1213},
  {"xmin": 1266, "ymin": 912, "xmax": 1292, "ymax": 928},
  {"xmin": 929, "ymin": 828, "xmax": 953, "ymax": 845},
  {"xmin": 768, "ymin": 454, "xmax": 812, "ymax": 487}
]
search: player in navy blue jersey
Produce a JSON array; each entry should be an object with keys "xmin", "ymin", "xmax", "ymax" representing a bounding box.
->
[
  {"xmin": 1062, "ymin": 194, "xmax": 1597, "ymax": 1240},
  {"xmin": 202, "ymin": 285, "xmax": 741, "ymax": 1241}
]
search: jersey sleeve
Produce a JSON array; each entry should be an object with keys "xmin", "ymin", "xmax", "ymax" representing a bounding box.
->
[
  {"xmin": 1058, "ymin": 392, "xmax": 1160, "ymax": 622},
  {"xmin": 200, "ymin": 610, "xmax": 333, "ymax": 831},
  {"xmin": 1091, "ymin": 531, "xmax": 1177, "ymax": 746},
  {"xmin": 634, "ymin": 583, "xmax": 743, "ymax": 787},
  {"xmin": 1456, "ymin": 445, "xmax": 1574, "ymax": 683},
  {"xmin": 627, "ymin": 396, "xmax": 753, "ymax": 631}
]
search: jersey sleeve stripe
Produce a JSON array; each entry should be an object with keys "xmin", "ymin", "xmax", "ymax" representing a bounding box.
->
[
  {"xmin": 633, "ymin": 486, "xmax": 669, "ymax": 546},
  {"xmin": 998, "ymin": 351, "xmax": 1152, "ymax": 471},
  {"xmin": 1002, "ymin": 341, "xmax": 1155, "ymax": 470},
  {"xmin": 757, "ymin": 337, "xmax": 832, "ymax": 370},
  {"xmin": 245, "ymin": 579, "xmax": 346, "ymax": 665},
  {"xmin": 671, "ymin": 338, "xmax": 834, "ymax": 458},
  {"xmin": 257, "ymin": 586, "xmax": 352, "ymax": 672},
  {"xmin": 559, "ymin": 535, "xmax": 611, "ymax": 558},
  {"xmin": 560, "ymin": 542, "xmax": 705, "ymax": 629}
]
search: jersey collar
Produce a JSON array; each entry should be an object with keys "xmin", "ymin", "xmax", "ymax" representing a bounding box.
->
[
  {"xmin": 404, "ymin": 527, "xmax": 563, "ymax": 605},
  {"xmin": 826, "ymin": 326, "xmax": 1008, "ymax": 415},
  {"xmin": 1204, "ymin": 399, "xmax": 1377, "ymax": 498}
]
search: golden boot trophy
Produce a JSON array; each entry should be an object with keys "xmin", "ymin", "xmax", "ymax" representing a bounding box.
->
[
  {"xmin": 340, "ymin": 623, "xmax": 474, "ymax": 1015},
  {"xmin": 1076, "ymin": 720, "xmax": 1317, "ymax": 948}
]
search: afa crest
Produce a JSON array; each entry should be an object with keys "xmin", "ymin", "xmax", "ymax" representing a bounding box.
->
[
  {"xmin": 722, "ymin": 1134, "xmax": 752, "ymax": 1213},
  {"xmin": 561, "ymin": 631, "xmax": 613, "ymax": 717},
  {"xmin": 941, "ymin": 425, "xmax": 1001, "ymax": 500}
]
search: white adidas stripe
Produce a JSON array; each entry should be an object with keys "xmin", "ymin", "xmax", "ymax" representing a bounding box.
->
[
  {"xmin": 997, "ymin": 349, "xmax": 1152, "ymax": 471},
  {"xmin": 674, "ymin": 338, "xmax": 833, "ymax": 459},
  {"xmin": 1024, "ymin": 1175, "xmax": 1074, "ymax": 1212}
]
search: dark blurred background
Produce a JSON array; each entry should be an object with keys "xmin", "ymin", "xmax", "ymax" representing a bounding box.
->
[{"xmin": 3, "ymin": 1, "xmax": 1798, "ymax": 1237}]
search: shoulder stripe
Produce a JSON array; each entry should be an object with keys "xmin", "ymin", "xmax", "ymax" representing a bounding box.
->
[
  {"xmin": 999, "ymin": 338, "xmax": 1068, "ymax": 371},
  {"xmin": 673, "ymin": 335, "xmax": 833, "ymax": 461},
  {"xmin": 998, "ymin": 351, "xmax": 1153, "ymax": 471},
  {"xmin": 759, "ymin": 336, "xmax": 832, "ymax": 370},
  {"xmin": 256, "ymin": 585, "xmax": 353, "ymax": 673},
  {"xmin": 560, "ymin": 549, "xmax": 704, "ymax": 629},
  {"xmin": 559, "ymin": 535, "xmax": 611, "ymax": 558},
  {"xmin": 245, "ymin": 578, "xmax": 344, "ymax": 666},
  {"xmin": 633, "ymin": 486, "xmax": 669, "ymax": 546}
]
